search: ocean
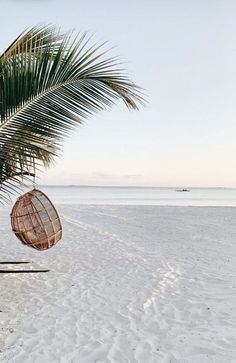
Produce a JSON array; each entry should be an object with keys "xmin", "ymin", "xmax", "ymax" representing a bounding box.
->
[{"xmin": 35, "ymin": 186, "xmax": 236, "ymax": 206}]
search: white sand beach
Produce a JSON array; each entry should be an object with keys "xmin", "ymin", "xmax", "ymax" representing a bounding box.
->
[{"xmin": 0, "ymin": 204, "xmax": 236, "ymax": 363}]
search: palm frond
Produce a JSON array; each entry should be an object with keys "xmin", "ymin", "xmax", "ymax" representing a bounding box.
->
[
  {"xmin": 1, "ymin": 25, "xmax": 62, "ymax": 60},
  {"xmin": 0, "ymin": 25, "xmax": 144, "ymax": 202}
]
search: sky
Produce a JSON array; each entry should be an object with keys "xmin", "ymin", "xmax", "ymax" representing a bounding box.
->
[{"xmin": 1, "ymin": 0, "xmax": 236, "ymax": 187}]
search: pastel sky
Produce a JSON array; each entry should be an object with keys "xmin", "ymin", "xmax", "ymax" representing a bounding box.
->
[{"xmin": 2, "ymin": 0, "xmax": 236, "ymax": 187}]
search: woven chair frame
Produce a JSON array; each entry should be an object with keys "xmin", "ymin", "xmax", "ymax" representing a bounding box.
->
[{"xmin": 11, "ymin": 189, "xmax": 62, "ymax": 250}]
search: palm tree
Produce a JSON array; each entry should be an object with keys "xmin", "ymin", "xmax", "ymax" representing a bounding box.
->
[{"xmin": 0, "ymin": 25, "xmax": 143, "ymax": 203}]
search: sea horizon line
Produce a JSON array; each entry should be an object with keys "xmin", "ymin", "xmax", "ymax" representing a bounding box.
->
[{"xmin": 34, "ymin": 185, "xmax": 236, "ymax": 189}]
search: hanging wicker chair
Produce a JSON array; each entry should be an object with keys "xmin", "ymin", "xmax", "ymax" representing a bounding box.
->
[{"xmin": 11, "ymin": 189, "xmax": 62, "ymax": 250}]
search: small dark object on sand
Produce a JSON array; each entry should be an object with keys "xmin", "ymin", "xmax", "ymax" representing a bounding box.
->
[
  {"xmin": 0, "ymin": 270, "xmax": 49, "ymax": 273},
  {"xmin": 0, "ymin": 261, "xmax": 30, "ymax": 265}
]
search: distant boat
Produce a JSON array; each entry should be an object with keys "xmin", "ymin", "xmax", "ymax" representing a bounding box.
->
[{"xmin": 176, "ymin": 189, "xmax": 190, "ymax": 192}]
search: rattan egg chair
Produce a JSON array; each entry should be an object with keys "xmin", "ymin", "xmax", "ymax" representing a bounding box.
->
[{"xmin": 11, "ymin": 189, "xmax": 62, "ymax": 250}]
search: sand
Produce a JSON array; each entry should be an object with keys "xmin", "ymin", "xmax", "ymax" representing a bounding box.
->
[{"xmin": 0, "ymin": 204, "xmax": 236, "ymax": 362}]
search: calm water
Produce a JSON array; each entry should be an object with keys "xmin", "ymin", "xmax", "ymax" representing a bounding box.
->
[{"xmin": 34, "ymin": 186, "xmax": 236, "ymax": 206}]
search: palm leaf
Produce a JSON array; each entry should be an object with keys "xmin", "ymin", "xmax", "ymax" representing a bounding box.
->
[
  {"xmin": 1, "ymin": 25, "xmax": 62, "ymax": 60},
  {"xmin": 0, "ymin": 26, "xmax": 144, "ymax": 202}
]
